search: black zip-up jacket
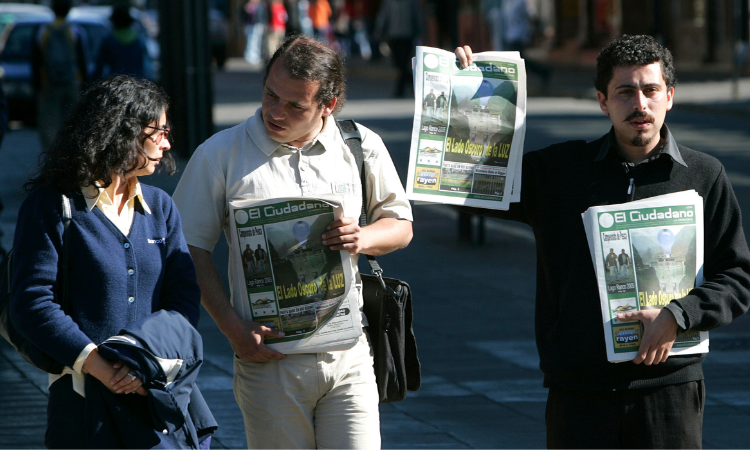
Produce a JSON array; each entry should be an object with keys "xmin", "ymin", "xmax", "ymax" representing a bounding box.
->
[{"xmin": 472, "ymin": 126, "xmax": 750, "ymax": 391}]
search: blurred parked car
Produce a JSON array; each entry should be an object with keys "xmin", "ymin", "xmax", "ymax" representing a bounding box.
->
[
  {"xmin": 0, "ymin": 16, "xmax": 107, "ymax": 124},
  {"xmin": 0, "ymin": 3, "xmax": 53, "ymax": 36}
]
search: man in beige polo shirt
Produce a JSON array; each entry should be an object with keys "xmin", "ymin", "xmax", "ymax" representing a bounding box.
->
[{"xmin": 173, "ymin": 34, "xmax": 413, "ymax": 448}]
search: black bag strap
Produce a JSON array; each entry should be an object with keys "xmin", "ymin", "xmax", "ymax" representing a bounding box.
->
[
  {"xmin": 336, "ymin": 119, "xmax": 366, "ymax": 225},
  {"xmin": 335, "ymin": 119, "xmax": 394, "ymax": 294}
]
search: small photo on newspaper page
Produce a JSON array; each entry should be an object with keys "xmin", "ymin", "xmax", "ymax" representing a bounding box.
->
[
  {"xmin": 583, "ymin": 192, "xmax": 708, "ymax": 362},
  {"xmin": 406, "ymin": 46, "xmax": 527, "ymax": 211},
  {"xmin": 228, "ymin": 197, "xmax": 359, "ymax": 353}
]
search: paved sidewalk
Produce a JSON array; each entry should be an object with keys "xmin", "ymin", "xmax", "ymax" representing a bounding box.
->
[{"xmin": 2, "ymin": 58, "xmax": 750, "ymax": 448}]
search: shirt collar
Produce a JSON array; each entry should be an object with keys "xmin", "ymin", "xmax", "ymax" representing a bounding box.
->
[
  {"xmin": 247, "ymin": 108, "xmax": 282, "ymax": 156},
  {"xmin": 594, "ymin": 124, "xmax": 687, "ymax": 167},
  {"xmin": 81, "ymin": 177, "xmax": 151, "ymax": 214},
  {"xmin": 246, "ymin": 107, "xmax": 337, "ymax": 156}
]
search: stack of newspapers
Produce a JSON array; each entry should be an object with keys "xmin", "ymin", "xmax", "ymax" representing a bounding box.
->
[{"xmin": 582, "ymin": 190, "xmax": 709, "ymax": 362}]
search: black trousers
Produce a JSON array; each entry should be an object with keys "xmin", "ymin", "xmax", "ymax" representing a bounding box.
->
[
  {"xmin": 388, "ymin": 38, "xmax": 415, "ymax": 98},
  {"xmin": 546, "ymin": 381, "xmax": 705, "ymax": 449}
]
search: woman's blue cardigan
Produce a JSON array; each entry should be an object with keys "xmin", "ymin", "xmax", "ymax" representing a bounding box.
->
[{"xmin": 10, "ymin": 184, "xmax": 201, "ymax": 369}]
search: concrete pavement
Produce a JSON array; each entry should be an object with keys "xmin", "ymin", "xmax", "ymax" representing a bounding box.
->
[{"xmin": 2, "ymin": 57, "xmax": 750, "ymax": 448}]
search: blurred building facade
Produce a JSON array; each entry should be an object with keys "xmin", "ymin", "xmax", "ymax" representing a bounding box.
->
[
  {"xmin": 544, "ymin": 0, "xmax": 748, "ymax": 70},
  {"xmin": 432, "ymin": 0, "xmax": 748, "ymax": 71},
  {"xmin": 212, "ymin": 0, "xmax": 749, "ymax": 72},
  {"xmin": 14, "ymin": 0, "xmax": 749, "ymax": 71}
]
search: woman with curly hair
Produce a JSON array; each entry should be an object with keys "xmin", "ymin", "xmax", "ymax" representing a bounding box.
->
[{"xmin": 10, "ymin": 75, "xmax": 206, "ymax": 447}]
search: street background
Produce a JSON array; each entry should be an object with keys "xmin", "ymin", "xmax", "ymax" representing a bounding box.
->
[{"xmin": 2, "ymin": 57, "xmax": 750, "ymax": 448}]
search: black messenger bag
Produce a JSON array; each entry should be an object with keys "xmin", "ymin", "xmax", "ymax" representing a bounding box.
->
[{"xmin": 336, "ymin": 119, "xmax": 421, "ymax": 403}]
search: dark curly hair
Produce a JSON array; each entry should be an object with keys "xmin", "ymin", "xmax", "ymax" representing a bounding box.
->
[
  {"xmin": 594, "ymin": 34, "xmax": 677, "ymax": 97},
  {"xmin": 263, "ymin": 34, "xmax": 346, "ymax": 114},
  {"xmin": 25, "ymin": 75, "xmax": 173, "ymax": 193}
]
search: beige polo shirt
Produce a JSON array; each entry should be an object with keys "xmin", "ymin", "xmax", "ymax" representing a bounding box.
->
[{"xmin": 173, "ymin": 109, "xmax": 412, "ymax": 314}]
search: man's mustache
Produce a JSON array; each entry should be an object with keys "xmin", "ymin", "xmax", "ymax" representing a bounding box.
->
[{"xmin": 624, "ymin": 110, "xmax": 654, "ymax": 122}]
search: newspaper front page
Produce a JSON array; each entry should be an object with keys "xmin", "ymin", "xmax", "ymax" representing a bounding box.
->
[
  {"xmin": 582, "ymin": 191, "xmax": 708, "ymax": 362},
  {"xmin": 406, "ymin": 46, "xmax": 527, "ymax": 210},
  {"xmin": 228, "ymin": 197, "xmax": 361, "ymax": 354}
]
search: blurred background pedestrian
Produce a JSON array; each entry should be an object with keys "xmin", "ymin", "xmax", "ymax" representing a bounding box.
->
[
  {"xmin": 374, "ymin": 0, "xmax": 423, "ymax": 98},
  {"xmin": 482, "ymin": 0, "xmax": 504, "ymax": 51},
  {"xmin": 284, "ymin": 0, "xmax": 302, "ymax": 36},
  {"xmin": 266, "ymin": 0, "xmax": 288, "ymax": 57},
  {"xmin": 500, "ymin": 0, "xmax": 551, "ymax": 92},
  {"xmin": 308, "ymin": 0, "xmax": 331, "ymax": 41},
  {"xmin": 32, "ymin": 0, "xmax": 87, "ymax": 151},
  {"xmin": 93, "ymin": 4, "xmax": 154, "ymax": 80},
  {"xmin": 243, "ymin": 0, "xmax": 268, "ymax": 65}
]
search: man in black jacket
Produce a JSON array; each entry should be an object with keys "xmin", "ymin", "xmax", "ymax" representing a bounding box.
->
[{"xmin": 455, "ymin": 35, "xmax": 750, "ymax": 448}]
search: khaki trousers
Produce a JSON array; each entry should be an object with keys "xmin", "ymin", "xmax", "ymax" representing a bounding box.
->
[{"xmin": 233, "ymin": 333, "xmax": 381, "ymax": 449}]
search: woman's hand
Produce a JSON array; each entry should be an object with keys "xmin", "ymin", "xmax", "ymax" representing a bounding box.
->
[
  {"xmin": 82, "ymin": 349, "xmax": 148, "ymax": 396},
  {"xmin": 111, "ymin": 361, "xmax": 147, "ymax": 396}
]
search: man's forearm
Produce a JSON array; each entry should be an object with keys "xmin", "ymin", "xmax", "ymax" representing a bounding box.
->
[
  {"xmin": 188, "ymin": 245, "xmax": 243, "ymax": 335},
  {"xmin": 188, "ymin": 245, "xmax": 287, "ymax": 361},
  {"xmin": 360, "ymin": 218, "xmax": 413, "ymax": 256}
]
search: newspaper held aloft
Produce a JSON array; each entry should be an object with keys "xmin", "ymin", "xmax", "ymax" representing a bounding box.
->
[
  {"xmin": 228, "ymin": 197, "xmax": 361, "ymax": 354},
  {"xmin": 406, "ymin": 46, "xmax": 527, "ymax": 210},
  {"xmin": 582, "ymin": 190, "xmax": 708, "ymax": 363}
]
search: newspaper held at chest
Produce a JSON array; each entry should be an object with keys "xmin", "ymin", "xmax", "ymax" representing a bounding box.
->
[
  {"xmin": 229, "ymin": 197, "xmax": 361, "ymax": 354},
  {"xmin": 406, "ymin": 46, "xmax": 527, "ymax": 210},
  {"xmin": 582, "ymin": 190, "xmax": 708, "ymax": 363}
]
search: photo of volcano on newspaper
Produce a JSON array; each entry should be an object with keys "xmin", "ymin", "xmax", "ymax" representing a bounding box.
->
[
  {"xmin": 265, "ymin": 215, "xmax": 346, "ymax": 310},
  {"xmin": 445, "ymin": 76, "xmax": 517, "ymax": 168},
  {"xmin": 630, "ymin": 225, "xmax": 697, "ymax": 307}
]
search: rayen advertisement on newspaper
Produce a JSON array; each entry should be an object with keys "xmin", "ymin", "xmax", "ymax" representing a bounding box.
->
[
  {"xmin": 582, "ymin": 191, "xmax": 708, "ymax": 362},
  {"xmin": 228, "ymin": 197, "xmax": 360, "ymax": 354},
  {"xmin": 406, "ymin": 46, "xmax": 526, "ymax": 210}
]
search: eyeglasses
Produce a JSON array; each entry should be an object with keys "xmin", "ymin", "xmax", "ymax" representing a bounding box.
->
[{"xmin": 145, "ymin": 125, "xmax": 171, "ymax": 144}]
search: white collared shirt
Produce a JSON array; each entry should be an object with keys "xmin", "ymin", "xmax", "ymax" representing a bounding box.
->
[{"xmin": 81, "ymin": 177, "xmax": 153, "ymax": 235}]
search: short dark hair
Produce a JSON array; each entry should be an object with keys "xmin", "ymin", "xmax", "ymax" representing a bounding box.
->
[
  {"xmin": 25, "ymin": 75, "xmax": 173, "ymax": 193},
  {"xmin": 263, "ymin": 34, "xmax": 346, "ymax": 114},
  {"xmin": 52, "ymin": 0, "xmax": 72, "ymax": 17},
  {"xmin": 110, "ymin": 5, "xmax": 134, "ymax": 29},
  {"xmin": 594, "ymin": 34, "xmax": 677, "ymax": 97}
]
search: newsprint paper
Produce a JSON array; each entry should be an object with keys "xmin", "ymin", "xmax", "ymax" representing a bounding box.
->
[
  {"xmin": 406, "ymin": 46, "xmax": 527, "ymax": 210},
  {"xmin": 228, "ymin": 197, "xmax": 361, "ymax": 354},
  {"xmin": 582, "ymin": 191, "xmax": 708, "ymax": 362}
]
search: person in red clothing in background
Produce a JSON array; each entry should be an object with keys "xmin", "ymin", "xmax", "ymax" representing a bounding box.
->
[
  {"xmin": 308, "ymin": 0, "xmax": 332, "ymax": 41},
  {"xmin": 267, "ymin": 0, "xmax": 288, "ymax": 57}
]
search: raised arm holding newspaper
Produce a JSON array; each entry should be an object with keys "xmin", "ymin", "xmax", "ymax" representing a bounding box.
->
[{"xmin": 455, "ymin": 35, "xmax": 750, "ymax": 448}]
